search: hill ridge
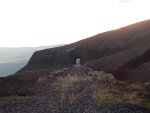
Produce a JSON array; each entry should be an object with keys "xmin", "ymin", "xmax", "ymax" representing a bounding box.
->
[{"xmin": 17, "ymin": 19, "xmax": 150, "ymax": 82}]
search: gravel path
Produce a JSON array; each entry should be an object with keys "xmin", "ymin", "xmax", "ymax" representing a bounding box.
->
[{"xmin": 0, "ymin": 67, "xmax": 149, "ymax": 113}]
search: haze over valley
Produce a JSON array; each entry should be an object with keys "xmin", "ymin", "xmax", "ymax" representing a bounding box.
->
[{"xmin": 0, "ymin": 45, "xmax": 63, "ymax": 77}]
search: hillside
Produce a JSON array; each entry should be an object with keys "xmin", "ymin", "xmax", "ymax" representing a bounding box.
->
[
  {"xmin": 0, "ymin": 20, "xmax": 150, "ymax": 112},
  {"xmin": 0, "ymin": 66, "xmax": 149, "ymax": 112},
  {"xmin": 0, "ymin": 45, "xmax": 63, "ymax": 77},
  {"xmin": 18, "ymin": 19, "xmax": 150, "ymax": 82}
]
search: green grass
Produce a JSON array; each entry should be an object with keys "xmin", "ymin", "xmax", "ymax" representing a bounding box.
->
[
  {"xmin": 140, "ymin": 100, "xmax": 150, "ymax": 110},
  {"xmin": 93, "ymin": 89, "xmax": 140, "ymax": 104}
]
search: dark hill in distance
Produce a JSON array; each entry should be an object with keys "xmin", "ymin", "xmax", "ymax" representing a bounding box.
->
[{"xmin": 18, "ymin": 19, "xmax": 150, "ymax": 82}]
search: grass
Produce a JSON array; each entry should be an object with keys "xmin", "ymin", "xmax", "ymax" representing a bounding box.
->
[
  {"xmin": 93, "ymin": 89, "xmax": 140, "ymax": 104},
  {"xmin": 140, "ymin": 100, "xmax": 150, "ymax": 110},
  {"xmin": 54, "ymin": 74, "xmax": 93, "ymax": 89},
  {"xmin": 0, "ymin": 96, "xmax": 30, "ymax": 102},
  {"xmin": 1, "ymin": 67, "xmax": 149, "ymax": 111},
  {"xmin": 54, "ymin": 74, "xmax": 150, "ymax": 110}
]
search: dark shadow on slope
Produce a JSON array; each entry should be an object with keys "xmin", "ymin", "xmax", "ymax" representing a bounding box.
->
[{"xmin": 119, "ymin": 49, "xmax": 150, "ymax": 69}]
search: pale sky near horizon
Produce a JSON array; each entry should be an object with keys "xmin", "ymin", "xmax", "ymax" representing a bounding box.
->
[{"xmin": 0, "ymin": 0, "xmax": 150, "ymax": 47}]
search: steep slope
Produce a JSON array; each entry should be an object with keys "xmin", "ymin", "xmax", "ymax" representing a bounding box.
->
[
  {"xmin": 0, "ymin": 45, "xmax": 63, "ymax": 77},
  {"xmin": 18, "ymin": 19, "xmax": 150, "ymax": 82}
]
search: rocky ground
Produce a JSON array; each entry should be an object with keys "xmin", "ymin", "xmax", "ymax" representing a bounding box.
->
[{"xmin": 0, "ymin": 66, "xmax": 150, "ymax": 113}]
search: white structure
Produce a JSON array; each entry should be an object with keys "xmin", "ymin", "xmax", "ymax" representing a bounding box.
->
[{"xmin": 76, "ymin": 58, "xmax": 81, "ymax": 67}]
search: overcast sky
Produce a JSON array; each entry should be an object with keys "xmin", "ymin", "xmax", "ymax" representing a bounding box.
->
[{"xmin": 0, "ymin": 0, "xmax": 150, "ymax": 47}]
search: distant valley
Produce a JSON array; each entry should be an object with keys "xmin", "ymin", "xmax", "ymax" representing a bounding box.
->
[{"xmin": 0, "ymin": 45, "xmax": 63, "ymax": 77}]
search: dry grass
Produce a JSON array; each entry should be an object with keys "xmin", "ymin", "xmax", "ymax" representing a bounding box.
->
[
  {"xmin": 55, "ymin": 74, "xmax": 93, "ymax": 89},
  {"xmin": 0, "ymin": 96, "xmax": 30, "ymax": 102},
  {"xmin": 127, "ymin": 82, "xmax": 145, "ymax": 90},
  {"xmin": 52, "ymin": 70, "xmax": 150, "ymax": 109}
]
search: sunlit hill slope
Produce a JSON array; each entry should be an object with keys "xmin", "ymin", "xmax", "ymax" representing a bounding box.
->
[{"xmin": 19, "ymin": 19, "xmax": 150, "ymax": 82}]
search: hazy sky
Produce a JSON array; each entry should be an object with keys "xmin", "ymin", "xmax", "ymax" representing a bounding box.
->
[{"xmin": 0, "ymin": 0, "xmax": 150, "ymax": 47}]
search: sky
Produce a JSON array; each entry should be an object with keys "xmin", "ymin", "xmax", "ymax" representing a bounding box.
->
[{"xmin": 0, "ymin": 0, "xmax": 150, "ymax": 47}]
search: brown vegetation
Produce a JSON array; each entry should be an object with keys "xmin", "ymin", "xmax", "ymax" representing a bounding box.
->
[{"xmin": 0, "ymin": 66, "xmax": 149, "ymax": 112}]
